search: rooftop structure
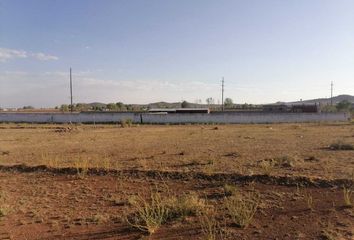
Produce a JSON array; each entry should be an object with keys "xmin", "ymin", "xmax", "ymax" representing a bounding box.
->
[{"xmin": 148, "ymin": 108, "xmax": 210, "ymax": 114}]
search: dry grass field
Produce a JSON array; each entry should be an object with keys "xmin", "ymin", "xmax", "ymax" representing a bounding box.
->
[{"xmin": 0, "ymin": 123, "xmax": 353, "ymax": 239}]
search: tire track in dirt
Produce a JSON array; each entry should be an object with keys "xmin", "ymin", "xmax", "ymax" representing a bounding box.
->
[{"xmin": 0, "ymin": 164, "xmax": 352, "ymax": 188}]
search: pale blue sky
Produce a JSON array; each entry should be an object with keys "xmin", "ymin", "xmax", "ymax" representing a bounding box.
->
[{"xmin": 0, "ymin": 0, "xmax": 353, "ymax": 107}]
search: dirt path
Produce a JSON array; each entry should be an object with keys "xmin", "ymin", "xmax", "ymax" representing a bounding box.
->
[{"xmin": 0, "ymin": 169, "xmax": 353, "ymax": 240}]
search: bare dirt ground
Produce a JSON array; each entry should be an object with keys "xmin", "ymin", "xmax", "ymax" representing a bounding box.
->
[{"xmin": 0, "ymin": 123, "xmax": 353, "ymax": 239}]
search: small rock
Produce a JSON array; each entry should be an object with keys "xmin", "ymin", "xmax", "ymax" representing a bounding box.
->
[{"xmin": 253, "ymin": 230, "xmax": 262, "ymax": 234}]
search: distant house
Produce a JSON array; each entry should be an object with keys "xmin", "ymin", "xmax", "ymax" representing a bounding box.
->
[
  {"xmin": 148, "ymin": 108, "xmax": 210, "ymax": 114},
  {"xmin": 1, "ymin": 108, "xmax": 18, "ymax": 112},
  {"xmin": 291, "ymin": 104, "xmax": 319, "ymax": 113},
  {"xmin": 262, "ymin": 104, "xmax": 319, "ymax": 113},
  {"xmin": 262, "ymin": 104, "xmax": 290, "ymax": 112}
]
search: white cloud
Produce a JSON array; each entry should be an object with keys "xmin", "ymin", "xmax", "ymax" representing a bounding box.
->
[
  {"xmin": 31, "ymin": 52, "xmax": 59, "ymax": 61},
  {"xmin": 1, "ymin": 70, "xmax": 352, "ymax": 108},
  {"xmin": 0, "ymin": 47, "xmax": 58, "ymax": 62},
  {"xmin": 0, "ymin": 71, "xmax": 223, "ymax": 107},
  {"xmin": 0, "ymin": 48, "xmax": 27, "ymax": 62}
]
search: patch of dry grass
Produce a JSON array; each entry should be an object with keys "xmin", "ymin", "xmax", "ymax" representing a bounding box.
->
[
  {"xmin": 224, "ymin": 190, "xmax": 260, "ymax": 228},
  {"xmin": 1, "ymin": 123, "xmax": 353, "ymax": 180},
  {"xmin": 74, "ymin": 156, "xmax": 89, "ymax": 179},
  {"xmin": 199, "ymin": 207, "xmax": 224, "ymax": 240},
  {"xmin": 126, "ymin": 189, "xmax": 205, "ymax": 234}
]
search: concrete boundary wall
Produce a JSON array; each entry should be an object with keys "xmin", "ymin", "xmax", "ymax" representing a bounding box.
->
[
  {"xmin": 0, "ymin": 112, "xmax": 349, "ymax": 124},
  {"xmin": 140, "ymin": 112, "xmax": 349, "ymax": 124},
  {"xmin": 0, "ymin": 112, "xmax": 137, "ymax": 123}
]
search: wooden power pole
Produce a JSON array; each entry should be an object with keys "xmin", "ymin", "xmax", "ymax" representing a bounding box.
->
[
  {"xmin": 70, "ymin": 68, "xmax": 73, "ymax": 112},
  {"xmin": 221, "ymin": 77, "xmax": 224, "ymax": 111},
  {"xmin": 330, "ymin": 81, "xmax": 333, "ymax": 106}
]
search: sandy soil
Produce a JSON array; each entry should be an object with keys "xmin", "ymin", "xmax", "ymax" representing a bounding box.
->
[
  {"xmin": 1, "ymin": 123, "xmax": 353, "ymax": 178},
  {"xmin": 0, "ymin": 123, "xmax": 353, "ymax": 239}
]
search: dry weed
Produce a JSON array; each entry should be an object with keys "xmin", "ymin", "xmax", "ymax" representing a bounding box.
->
[
  {"xmin": 199, "ymin": 207, "xmax": 224, "ymax": 240},
  {"xmin": 224, "ymin": 190, "xmax": 260, "ymax": 228},
  {"xmin": 126, "ymin": 191, "xmax": 170, "ymax": 234},
  {"xmin": 304, "ymin": 192, "xmax": 314, "ymax": 211},
  {"xmin": 74, "ymin": 155, "xmax": 89, "ymax": 179},
  {"xmin": 343, "ymin": 187, "xmax": 353, "ymax": 207}
]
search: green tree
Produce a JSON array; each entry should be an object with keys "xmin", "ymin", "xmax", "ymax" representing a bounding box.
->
[
  {"xmin": 106, "ymin": 103, "xmax": 117, "ymax": 111},
  {"xmin": 336, "ymin": 100, "xmax": 352, "ymax": 112},
  {"xmin": 60, "ymin": 104, "xmax": 69, "ymax": 112},
  {"xmin": 224, "ymin": 98, "xmax": 234, "ymax": 107},
  {"xmin": 116, "ymin": 102, "xmax": 127, "ymax": 111},
  {"xmin": 75, "ymin": 103, "xmax": 90, "ymax": 111},
  {"xmin": 181, "ymin": 101, "xmax": 190, "ymax": 108},
  {"xmin": 206, "ymin": 97, "xmax": 214, "ymax": 105},
  {"xmin": 22, "ymin": 106, "xmax": 34, "ymax": 109}
]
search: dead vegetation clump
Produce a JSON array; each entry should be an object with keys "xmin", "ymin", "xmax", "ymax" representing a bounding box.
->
[
  {"xmin": 223, "ymin": 184, "xmax": 238, "ymax": 197},
  {"xmin": 343, "ymin": 187, "xmax": 353, "ymax": 207},
  {"xmin": 329, "ymin": 141, "xmax": 354, "ymax": 151},
  {"xmin": 304, "ymin": 192, "xmax": 314, "ymax": 211},
  {"xmin": 319, "ymin": 229, "xmax": 340, "ymax": 240},
  {"xmin": 273, "ymin": 155, "xmax": 297, "ymax": 168},
  {"xmin": 199, "ymin": 207, "xmax": 224, "ymax": 240},
  {"xmin": 126, "ymin": 191, "xmax": 169, "ymax": 234},
  {"xmin": 54, "ymin": 126, "xmax": 81, "ymax": 133},
  {"xmin": 224, "ymin": 152, "xmax": 240, "ymax": 158},
  {"xmin": 167, "ymin": 193, "xmax": 206, "ymax": 220},
  {"xmin": 258, "ymin": 160, "xmax": 276, "ymax": 175},
  {"xmin": 0, "ymin": 205, "xmax": 10, "ymax": 218},
  {"xmin": 304, "ymin": 156, "xmax": 320, "ymax": 162},
  {"xmin": 120, "ymin": 119, "xmax": 133, "ymax": 128},
  {"xmin": 258, "ymin": 155, "xmax": 298, "ymax": 174},
  {"xmin": 1, "ymin": 150, "xmax": 10, "ymax": 156},
  {"xmin": 126, "ymin": 189, "xmax": 205, "ymax": 234},
  {"xmin": 40, "ymin": 152, "xmax": 61, "ymax": 168},
  {"xmin": 0, "ymin": 191, "xmax": 10, "ymax": 219},
  {"xmin": 74, "ymin": 156, "xmax": 89, "ymax": 179},
  {"xmin": 223, "ymin": 190, "xmax": 260, "ymax": 228}
]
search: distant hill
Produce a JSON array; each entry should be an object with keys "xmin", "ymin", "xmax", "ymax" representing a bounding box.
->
[
  {"xmin": 286, "ymin": 94, "xmax": 354, "ymax": 105},
  {"xmin": 147, "ymin": 102, "xmax": 182, "ymax": 109},
  {"xmin": 57, "ymin": 94, "xmax": 354, "ymax": 111}
]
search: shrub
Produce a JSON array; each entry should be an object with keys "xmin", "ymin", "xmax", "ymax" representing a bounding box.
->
[
  {"xmin": 223, "ymin": 184, "xmax": 237, "ymax": 196},
  {"xmin": 120, "ymin": 118, "xmax": 133, "ymax": 128},
  {"xmin": 273, "ymin": 155, "xmax": 296, "ymax": 168},
  {"xmin": 320, "ymin": 230, "xmax": 337, "ymax": 240},
  {"xmin": 127, "ymin": 192, "xmax": 170, "ymax": 234},
  {"xmin": 127, "ymin": 191, "xmax": 205, "ymax": 234},
  {"xmin": 259, "ymin": 160, "xmax": 275, "ymax": 175},
  {"xmin": 168, "ymin": 193, "xmax": 205, "ymax": 220},
  {"xmin": 0, "ymin": 206, "xmax": 10, "ymax": 218},
  {"xmin": 199, "ymin": 208, "xmax": 223, "ymax": 240},
  {"xmin": 224, "ymin": 190, "xmax": 260, "ymax": 228}
]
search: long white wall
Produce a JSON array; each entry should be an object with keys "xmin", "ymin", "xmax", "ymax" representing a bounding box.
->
[
  {"xmin": 0, "ymin": 112, "xmax": 349, "ymax": 124},
  {"xmin": 0, "ymin": 112, "xmax": 137, "ymax": 123},
  {"xmin": 140, "ymin": 112, "xmax": 349, "ymax": 124}
]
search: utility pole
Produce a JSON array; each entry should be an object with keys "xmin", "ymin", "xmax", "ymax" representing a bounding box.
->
[
  {"xmin": 70, "ymin": 68, "xmax": 73, "ymax": 112},
  {"xmin": 221, "ymin": 77, "xmax": 224, "ymax": 111},
  {"xmin": 330, "ymin": 81, "xmax": 333, "ymax": 106}
]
